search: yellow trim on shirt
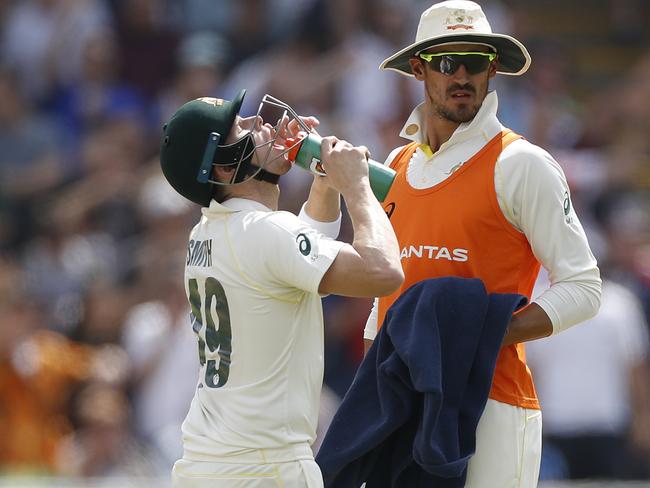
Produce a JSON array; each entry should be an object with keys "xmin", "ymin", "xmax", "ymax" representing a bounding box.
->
[{"xmin": 418, "ymin": 143, "xmax": 433, "ymax": 158}]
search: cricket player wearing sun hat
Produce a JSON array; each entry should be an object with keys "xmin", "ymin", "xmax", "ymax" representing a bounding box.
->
[{"xmin": 361, "ymin": 1, "xmax": 602, "ymax": 486}]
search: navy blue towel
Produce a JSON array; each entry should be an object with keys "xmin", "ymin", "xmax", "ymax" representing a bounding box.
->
[{"xmin": 316, "ymin": 277, "xmax": 527, "ymax": 488}]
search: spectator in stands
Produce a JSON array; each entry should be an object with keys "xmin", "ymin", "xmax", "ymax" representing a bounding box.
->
[{"xmin": 1, "ymin": 0, "xmax": 112, "ymax": 103}]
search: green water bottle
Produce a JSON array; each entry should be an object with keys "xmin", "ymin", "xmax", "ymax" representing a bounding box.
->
[{"xmin": 285, "ymin": 133, "xmax": 396, "ymax": 202}]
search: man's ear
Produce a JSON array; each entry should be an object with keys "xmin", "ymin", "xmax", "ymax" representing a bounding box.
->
[
  {"xmin": 488, "ymin": 58, "xmax": 499, "ymax": 79},
  {"xmin": 409, "ymin": 57, "xmax": 427, "ymax": 81},
  {"xmin": 213, "ymin": 165, "xmax": 236, "ymax": 184}
]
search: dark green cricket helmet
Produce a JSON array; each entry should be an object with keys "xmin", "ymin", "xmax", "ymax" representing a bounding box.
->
[{"xmin": 160, "ymin": 89, "xmax": 249, "ymax": 206}]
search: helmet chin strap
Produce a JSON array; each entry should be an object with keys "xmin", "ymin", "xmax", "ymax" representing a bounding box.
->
[{"xmin": 250, "ymin": 166, "xmax": 280, "ymax": 184}]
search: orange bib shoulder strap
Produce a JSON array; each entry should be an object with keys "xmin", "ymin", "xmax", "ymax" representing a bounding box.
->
[
  {"xmin": 500, "ymin": 129, "xmax": 523, "ymax": 147},
  {"xmin": 388, "ymin": 142, "xmax": 420, "ymax": 170}
]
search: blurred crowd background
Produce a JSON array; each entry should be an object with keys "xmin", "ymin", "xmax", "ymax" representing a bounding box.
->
[{"xmin": 0, "ymin": 0, "xmax": 649, "ymax": 484}]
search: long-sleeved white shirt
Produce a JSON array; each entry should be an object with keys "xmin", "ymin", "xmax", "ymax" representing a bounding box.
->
[{"xmin": 364, "ymin": 91, "xmax": 601, "ymax": 340}]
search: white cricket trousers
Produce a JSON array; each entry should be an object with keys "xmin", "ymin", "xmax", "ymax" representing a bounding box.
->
[
  {"xmin": 171, "ymin": 442, "xmax": 323, "ymax": 488},
  {"xmin": 465, "ymin": 399, "xmax": 542, "ymax": 488}
]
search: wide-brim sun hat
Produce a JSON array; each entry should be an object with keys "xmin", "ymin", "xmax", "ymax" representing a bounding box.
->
[{"xmin": 380, "ymin": 0, "xmax": 531, "ymax": 76}]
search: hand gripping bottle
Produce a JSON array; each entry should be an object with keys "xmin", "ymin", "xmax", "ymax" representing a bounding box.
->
[{"xmin": 284, "ymin": 133, "xmax": 396, "ymax": 202}]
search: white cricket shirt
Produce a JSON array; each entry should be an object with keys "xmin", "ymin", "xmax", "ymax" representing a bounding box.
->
[{"xmin": 181, "ymin": 198, "xmax": 344, "ymax": 459}]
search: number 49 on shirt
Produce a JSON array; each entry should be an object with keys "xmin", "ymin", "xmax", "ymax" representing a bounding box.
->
[{"xmin": 188, "ymin": 278, "xmax": 232, "ymax": 388}]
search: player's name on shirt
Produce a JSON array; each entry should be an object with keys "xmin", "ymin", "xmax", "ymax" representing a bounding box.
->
[{"xmin": 187, "ymin": 238, "xmax": 213, "ymax": 267}]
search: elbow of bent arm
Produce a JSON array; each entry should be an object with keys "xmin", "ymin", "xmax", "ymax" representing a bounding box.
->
[
  {"xmin": 319, "ymin": 254, "xmax": 404, "ymax": 298},
  {"xmin": 567, "ymin": 277, "xmax": 603, "ymax": 327},
  {"xmin": 370, "ymin": 265, "xmax": 404, "ymax": 296},
  {"xmin": 536, "ymin": 273, "xmax": 603, "ymax": 335}
]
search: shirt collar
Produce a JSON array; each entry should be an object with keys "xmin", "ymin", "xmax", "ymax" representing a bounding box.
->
[
  {"xmin": 203, "ymin": 198, "xmax": 272, "ymax": 216},
  {"xmin": 399, "ymin": 91, "xmax": 502, "ymax": 152}
]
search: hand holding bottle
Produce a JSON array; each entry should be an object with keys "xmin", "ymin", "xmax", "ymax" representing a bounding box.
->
[{"xmin": 283, "ymin": 132, "xmax": 396, "ymax": 201}]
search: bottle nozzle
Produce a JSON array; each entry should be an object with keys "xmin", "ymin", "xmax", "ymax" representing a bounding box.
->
[{"xmin": 283, "ymin": 132, "xmax": 308, "ymax": 162}]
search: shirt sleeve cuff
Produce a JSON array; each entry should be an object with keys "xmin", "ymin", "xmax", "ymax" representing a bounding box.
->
[
  {"xmin": 532, "ymin": 277, "xmax": 602, "ymax": 335},
  {"xmin": 532, "ymin": 296, "xmax": 562, "ymax": 335},
  {"xmin": 298, "ymin": 203, "xmax": 341, "ymax": 240}
]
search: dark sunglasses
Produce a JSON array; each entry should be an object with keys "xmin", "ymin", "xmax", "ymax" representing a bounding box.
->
[{"xmin": 418, "ymin": 52, "xmax": 497, "ymax": 76}]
